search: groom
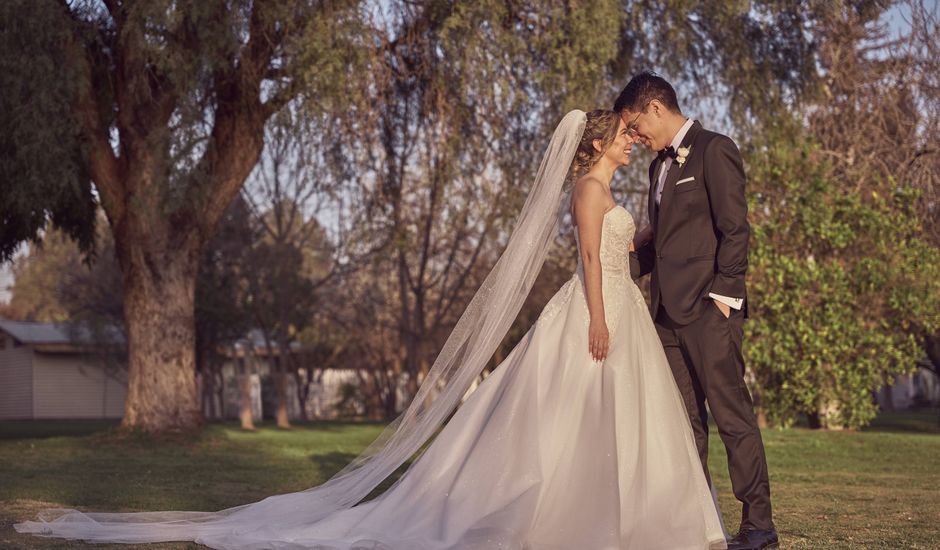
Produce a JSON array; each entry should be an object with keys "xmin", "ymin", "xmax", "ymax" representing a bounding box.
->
[{"xmin": 617, "ymin": 72, "xmax": 777, "ymax": 550}]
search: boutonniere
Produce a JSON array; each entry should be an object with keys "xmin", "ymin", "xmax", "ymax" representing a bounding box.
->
[{"xmin": 676, "ymin": 146, "xmax": 691, "ymax": 166}]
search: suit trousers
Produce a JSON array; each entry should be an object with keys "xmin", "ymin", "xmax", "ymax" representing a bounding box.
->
[{"xmin": 654, "ymin": 302, "xmax": 774, "ymax": 531}]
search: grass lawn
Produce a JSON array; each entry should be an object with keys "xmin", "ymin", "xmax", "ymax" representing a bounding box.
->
[{"xmin": 1, "ymin": 410, "xmax": 938, "ymax": 550}]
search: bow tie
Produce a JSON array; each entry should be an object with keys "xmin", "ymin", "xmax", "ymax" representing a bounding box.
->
[{"xmin": 658, "ymin": 146, "xmax": 678, "ymax": 161}]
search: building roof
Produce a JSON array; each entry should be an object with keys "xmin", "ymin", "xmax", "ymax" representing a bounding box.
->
[
  {"xmin": 0, "ymin": 319, "xmax": 77, "ymax": 344},
  {"xmin": 0, "ymin": 318, "xmax": 124, "ymax": 347},
  {"xmin": 0, "ymin": 319, "xmax": 298, "ymax": 353}
]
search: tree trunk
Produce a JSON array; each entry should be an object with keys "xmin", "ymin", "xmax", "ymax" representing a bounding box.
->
[
  {"xmin": 214, "ymin": 368, "xmax": 224, "ymax": 420},
  {"xmin": 198, "ymin": 349, "xmax": 219, "ymax": 420},
  {"xmin": 924, "ymin": 331, "xmax": 940, "ymax": 427},
  {"xmin": 756, "ymin": 410, "xmax": 769, "ymax": 429},
  {"xmin": 806, "ymin": 411, "xmax": 822, "ymax": 429},
  {"xmin": 201, "ymin": 372, "xmax": 213, "ymax": 419},
  {"xmin": 747, "ymin": 377, "xmax": 769, "ymax": 428},
  {"xmin": 925, "ymin": 329, "xmax": 940, "ymax": 373},
  {"xmin": 275, "ymin": 370, "xmax": 291, "ymax": 429},
  {"xmin": 275, "ymin": 337, "xmax": 294, "ymax": 428},
  {"xmin": 239, "ymin": 372, "xmax": 255, "ymax": 430},
  {"xmin": 383, "ymin": 378, "xmax": 398, "ymax": 419},
  {"xmin": 120, "ymin": 251, "xmax": 202, "ymax": 432},
  {"xmin": 294, "ymin": 366, "xmax": 312, "ymax": 422}
]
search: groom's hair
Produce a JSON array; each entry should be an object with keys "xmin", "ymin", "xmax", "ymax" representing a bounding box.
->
[{"xmin": 613, "ymin": 71, "xmax": 681, "ymax": 115}]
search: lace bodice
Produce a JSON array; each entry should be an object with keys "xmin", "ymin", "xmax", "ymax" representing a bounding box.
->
[
  {"xmin": 537, "ymin": 204, "xmax": 645, "ymax": 331},
  {"xmin": 574, "ymin": 205, "xmax": 636, "ymax": 278}
]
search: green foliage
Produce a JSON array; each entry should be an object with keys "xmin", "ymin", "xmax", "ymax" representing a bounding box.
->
[
  {"xmin": 745, "ymin": 127, "xmax": 940, "ymax": 429},
  {"xmin": 291, "ymin": 1, "xmax": 372, "ymax": 115},
  {"xmin": 0, "ymin": 0, "xmax": 367, "ymax": 265},
  {"xmin": 0, "ymin": 0, "xmax": 96, "ymax": 262},
  {"xmin": 614, "ymin": 0, "xmax": 822, "ymax": 131},
  {"xmin": 6, "ymin": 232, "xmax": 81, "ymax": 322},
  {"xmin": 438, "ymin": 0, "xmax": 623, "ymax": 118}
]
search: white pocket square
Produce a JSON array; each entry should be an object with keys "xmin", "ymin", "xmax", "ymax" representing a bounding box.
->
[{"xmin": 676, "ymin": 176, "xmax": 695, "ymax": 185}]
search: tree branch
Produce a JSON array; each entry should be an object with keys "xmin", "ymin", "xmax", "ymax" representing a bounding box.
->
[
  {"xmin": 101, "ymin": 0, "xmax": 125, "ymax": 28},
  {"xmin": 187, "ymin": 0, "xmax": 293, "ymax": 244},
  {"xmin": 60, "ymin": 4, "xmax": 126, "ymax": 227}
]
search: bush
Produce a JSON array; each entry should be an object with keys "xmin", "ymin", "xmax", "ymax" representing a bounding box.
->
[{"xmin": 744, "ymin": 133, "xmax": 940, "ymax": 429}]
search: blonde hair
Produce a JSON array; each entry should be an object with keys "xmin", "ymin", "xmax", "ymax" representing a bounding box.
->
[{"xmin": 566, "ymin": 110, "xmax": 620, "ymax": 190}]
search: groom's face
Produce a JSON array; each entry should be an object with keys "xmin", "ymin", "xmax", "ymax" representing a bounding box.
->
[{"xmin": 620, "ymin": 101, "xmax": 665, "ymax": 151}]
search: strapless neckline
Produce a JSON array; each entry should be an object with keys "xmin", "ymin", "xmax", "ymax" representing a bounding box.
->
[
  {"xmin": 603, "ymin": 204, "xmax": 625, "ymax": 217},
  {"xmin": 573, "ymin": 204, "xmax": 624, "ymax": 229}
]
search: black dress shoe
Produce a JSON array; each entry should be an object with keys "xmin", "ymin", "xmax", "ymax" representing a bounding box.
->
[{"xmin": 727, "ymin": 528, "xmax": 779, "ymax": 550}]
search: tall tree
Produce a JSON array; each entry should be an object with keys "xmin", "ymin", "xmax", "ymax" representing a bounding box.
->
[
  {"xmin": 241, "ymin": 108, "xmax": 363, "ymax": 425},
  {"xmin": 341, "ymin": 0, "xmax": 822, "ymax": 409},
  {"xmin": 195, "ymin": 195, "xmax": 256, "ymax": 421},
  {"xmin": 0, "ymin": 0, "xmax": 366, "ymax": 432},
  {"xmin": 350, "ymin": 0, "xmax": 625, "ymax": 403}
]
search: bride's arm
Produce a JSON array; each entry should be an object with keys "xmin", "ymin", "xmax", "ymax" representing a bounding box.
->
[{"xmin": 572, "ymin": 177, "xmax": 609, "ymax": 362}]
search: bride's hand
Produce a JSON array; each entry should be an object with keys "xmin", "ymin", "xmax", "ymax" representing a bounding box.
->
[{"xmin": 588, "ymin": 318, "xmax": 609, "ymax": 362}]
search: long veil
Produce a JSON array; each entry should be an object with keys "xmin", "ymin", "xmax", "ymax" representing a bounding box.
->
[{"xmin": 14, "ymin": 109, "xmax": 588, "ymax": 546}]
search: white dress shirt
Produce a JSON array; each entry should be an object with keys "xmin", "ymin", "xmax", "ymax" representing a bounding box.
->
[
  {"xmin": 656, "ymin": 118, "xmax": 743, "ymax": 311},
  {"xmin": 656, "ymin": 118, "xmax": 695, "ymax": 205}
]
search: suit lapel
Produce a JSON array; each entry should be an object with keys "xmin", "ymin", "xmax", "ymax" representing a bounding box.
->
[
  {"xmin": 658, "ymin": 120, "xmax": 702, "ymax": 220},
  {"xmin": 648, "ymin": 157, "xmax": 661, "ymax": 230}
]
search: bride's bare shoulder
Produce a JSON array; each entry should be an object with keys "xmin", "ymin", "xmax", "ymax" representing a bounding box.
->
[
  {"xmin": 573, "ymin": 174, "xmax": 604, "ymax": 191},
  {"xmin": 571, "ymin": 175, "xmax": 606, "ymax": 203}
]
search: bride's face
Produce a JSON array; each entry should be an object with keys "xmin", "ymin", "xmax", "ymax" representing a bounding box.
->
[{"xmin": 603, "ymin": 118, "xmax": 635, "ymax": 167}]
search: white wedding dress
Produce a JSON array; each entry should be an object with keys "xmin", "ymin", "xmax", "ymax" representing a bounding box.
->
[
  {"xmin": 16, "ymin": 117, "xmax": 727, "ymax": 550},
  {"xmin": 240, "ymin": 206, "xmax": 724, "ymax": 550},
  {"xmin": 248, "ymin": 205, "xmax": 726, "ymax": 550}
]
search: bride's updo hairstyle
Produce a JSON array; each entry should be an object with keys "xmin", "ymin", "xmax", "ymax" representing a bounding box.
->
[{"xmin": 566, "ymin": 109, "xmax": 620, "ymax": 190}]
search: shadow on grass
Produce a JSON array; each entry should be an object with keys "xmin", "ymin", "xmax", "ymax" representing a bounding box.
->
[
  {"xmin": 270, "ymin": 420, "xmax": 388, "ymax": 432},
  {"xmin": 307, "ymin": 448, "xmax": 425, "ymax": 505},
  {"xmin": 861, "ymin": 408, "xmax": 940, "ymax": 434},
  {"xmin": 778, "ymin": 408, "xmax": 940, "ymax": 434},
  {"xmin": 0, "ymin": 420, "xmax": 121, "ymax": 440},
  {"xmin": 0, "ymin": 418, "xmax": 388, "ymax": 441},
  {"xmin": 306, "ymin": 451, "xmax": 412, "ymax": 499},
  {"xmin": 164, "ymin": 419, "xmax": 389, "ymax": 435},
  {"xmin": 1, "ymin": 420, "xmax": 388, "ymax": 520},
  {"xmin": 308, "ymin": 451, "xmax": 359, "ymax": 479}
]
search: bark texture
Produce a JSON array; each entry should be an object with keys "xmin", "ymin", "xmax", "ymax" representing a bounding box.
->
[{"xmin": 57, "ymin": 1, "xmax": 293, "ymax": 432}]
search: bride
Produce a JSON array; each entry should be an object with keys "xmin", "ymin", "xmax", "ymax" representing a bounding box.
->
[{"xmin": 15, "ymin": 110, "xmax": 727, "ymax": 550}]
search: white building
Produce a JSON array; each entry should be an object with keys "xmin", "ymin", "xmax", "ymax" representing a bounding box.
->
[
  {"xmin": 0, "ymin": 319, "xmax": 397, "ymax": 422},
  {"xmin": 0, "ymin": 319, "xmax": 126, "ymax": 419},
  {"xmin": 877, "ymin": 358, "xmax": 940, "ymax": 410}
]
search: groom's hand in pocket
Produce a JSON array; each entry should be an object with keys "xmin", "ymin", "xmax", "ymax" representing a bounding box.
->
[{"xmin": 712, "ymin": 299, "xmax": 731, "ymax": 318}]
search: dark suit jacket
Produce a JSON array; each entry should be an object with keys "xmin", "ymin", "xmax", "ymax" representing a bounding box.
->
[{"xmin": 629, "ymin": 121, "xmax": 750, "ymax": 325}]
